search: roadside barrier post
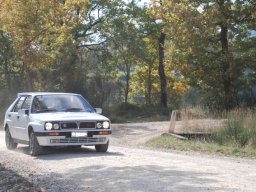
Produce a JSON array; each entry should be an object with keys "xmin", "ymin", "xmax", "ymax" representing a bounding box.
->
[{"xmin": 169, "ymin": 110, "xmax": 177, "ymax": 133}]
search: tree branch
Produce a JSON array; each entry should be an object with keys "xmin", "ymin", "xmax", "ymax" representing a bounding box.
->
[{"xmin": 76, "ymin": 41, "xmax": 107, "ymax": 49}]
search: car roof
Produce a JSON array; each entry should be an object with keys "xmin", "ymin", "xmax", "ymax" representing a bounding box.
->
[{"xmin": 17, "ymin": 92, "xmax": 80, "ymax": 97}]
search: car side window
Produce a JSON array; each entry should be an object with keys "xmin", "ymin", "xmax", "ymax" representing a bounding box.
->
[
  {"xmin": 12, "ymin": 96, "xmax": 26, "ymax": 112},
  {"xmin": 21, "ymin": 96, "xmax": 32, "ymax": 110}
]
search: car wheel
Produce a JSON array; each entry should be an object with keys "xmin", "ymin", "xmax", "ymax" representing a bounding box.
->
[
  {"xmin": 95, "ymin": 141, "xmax": 109, "ymax": 152},
  {"xmin": 29, "ymin": 130, "xmax": 43, "ymax": 156},
  {"xmin": 5, "ymin": 126, "xmax": 18, "ymax": 150}
]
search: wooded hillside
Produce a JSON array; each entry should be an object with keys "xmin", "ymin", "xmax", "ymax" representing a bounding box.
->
[{"xmin": 0, "ymin": 0, "xmax": 255, "ymax": 111}]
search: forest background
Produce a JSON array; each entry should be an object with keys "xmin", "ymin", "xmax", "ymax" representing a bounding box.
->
[{"xmin": 0, "ymin": 0, "xmax": 255, "ymax": 122}]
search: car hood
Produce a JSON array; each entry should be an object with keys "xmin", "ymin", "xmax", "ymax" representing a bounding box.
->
[{"xmin": 30, "ymin": 112, "xmax": 109, "ymax": 122}]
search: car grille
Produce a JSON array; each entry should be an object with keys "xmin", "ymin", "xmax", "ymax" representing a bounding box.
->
[
  {"xmin": 50, "ymin": 137, "xmax": 106, "ymax": 144},
  {"xmin": 61, "ymin": 122, "xmax": 78, "ymax": 129},
  {"xmin": 80, "ymin": 122, "xmax": 96, "ymax": 129},
  {"xmin": 60, "ymin": 122, "xmax": 96, "ymax": 129}
]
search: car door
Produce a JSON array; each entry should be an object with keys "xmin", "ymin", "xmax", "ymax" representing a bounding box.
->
[
  {"xmin": 6, "ymin": 98, "xmax": 19, "ymax": 138},
  {"xmin": 16, "ymin": 96, "xmax": 32, "ymax": 141},
  {"xmin": 8, "ymin": 96, "xmax": 26, "ymax": 139}
]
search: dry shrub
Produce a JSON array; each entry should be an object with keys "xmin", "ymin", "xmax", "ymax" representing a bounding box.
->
[
  {"xmin": 214, "ymin": 108, "xmax": 256, "ymax": 148},
  {"xmin": 178, "ymin": 106, "xmax": 224, "ymax": 133}
]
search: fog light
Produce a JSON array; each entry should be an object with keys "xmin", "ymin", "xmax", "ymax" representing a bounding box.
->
[
  {"xmin": 48, "ymin": 132, "xmax": 60, "ymax": 136},
  {"xmin": 99, "ymin": 131, "xmax": 109, "ymax": 135}
]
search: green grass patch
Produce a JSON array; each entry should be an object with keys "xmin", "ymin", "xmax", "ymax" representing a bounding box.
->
[{"xmin": 145, "ymin": 135, "xmax": 256, "ymax": 158}]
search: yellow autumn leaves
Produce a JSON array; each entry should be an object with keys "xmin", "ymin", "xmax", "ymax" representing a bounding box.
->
[{"xmin": 0, "ymin": 0, "xmax": 88, "ymax": 68}]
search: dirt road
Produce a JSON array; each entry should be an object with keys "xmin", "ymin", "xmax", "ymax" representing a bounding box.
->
[{"xmin": 0, "ymin": 122, "xmax": 256, "ymax": 192}]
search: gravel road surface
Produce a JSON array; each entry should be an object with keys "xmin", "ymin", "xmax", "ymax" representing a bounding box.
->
[{"xmin": 0, "ymin": 122, "xmax": 256, "ymax": 192}]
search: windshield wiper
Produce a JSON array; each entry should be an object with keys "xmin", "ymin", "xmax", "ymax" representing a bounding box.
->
[{"xmin": 64, "ymin": 108, "xmax": 83, "ymax": 112}]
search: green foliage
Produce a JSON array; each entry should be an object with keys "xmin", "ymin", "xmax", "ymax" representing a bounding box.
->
[
  {"xmin": 0, "ymin": 0, "xmax": 88, "ymax": 67},
  {"xmin": 0, "ymin": 30, "xmax": 23, "ymax": 114},
  {"xmin": 151, "ymin": 0, "xmax": 256, "ymax": 110},
  {"xmin": 104, "ymin": 103, "xmax": 171, "ymax": 123},
  {"xmin": 130, "ymin": 63, "xmax": 189, "ymax": 108},
  {"xmin": 0, "ymin": 0, "xmax": 89, "ymax": 90},
  {"xmin": 0, "ymin": 0, "xmax": 255, "ymax": 111},
  {"xmin": 112, "ymin": 103, "xmax": 142, "ymax": 112}
]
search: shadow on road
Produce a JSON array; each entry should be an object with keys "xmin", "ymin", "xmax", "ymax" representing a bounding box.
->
[
  {"xmin": 37, "ymin": 164, "xmax": 238, "ymax": 192},
  {"xmin": 14, "ymin": 145, "xmax": 124, "ymax": 160}
]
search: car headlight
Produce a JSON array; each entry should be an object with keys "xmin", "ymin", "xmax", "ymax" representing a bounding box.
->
[
  {"xmin": 102, "ymin": 121, "xmax": 110, "ymax": 129},
  {"xmin": 53, "ymin": 123, "xmax": 60, "ymax": 130},
  {"xmin": 96, "ymin": 122, "xmax": 102, "ymax": 129},
  {"xmin": 45, "ymin": 122, "xmax": 53, "ymax": 130}
]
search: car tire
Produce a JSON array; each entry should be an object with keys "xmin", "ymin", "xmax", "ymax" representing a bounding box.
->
[
  {"xmin": 95, "ymin": 141, "xmax": 109, "ymax": 152},
  {"xmin": 29, "ymin": 130, "xmax": 43, "ymax": 156},
  {"xmin": 5, "ymin": 126, "xmax": 18, "ymax": 150}
]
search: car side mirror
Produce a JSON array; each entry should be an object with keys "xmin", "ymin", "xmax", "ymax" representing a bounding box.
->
[
  {"xmin": 94, "ymin": 108, "xmax": 102, "ymax": 114},
  {"xmin": 18, "ymin": 109, "xmax": 29, "ymax": 116}
]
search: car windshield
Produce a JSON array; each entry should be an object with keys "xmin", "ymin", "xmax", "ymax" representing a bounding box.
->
[{"xmin": 31, "ymin": 94, "xmax": 94, "ymax": 113}]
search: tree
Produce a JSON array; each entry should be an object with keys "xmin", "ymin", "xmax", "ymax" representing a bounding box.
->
[
  {"xmin": 0, "ymin": 31, "xmax": 22, "ymax": 92},
  {"xmin": 152, "ymin": 0, "xmax": 256, "ymax": 110},
  {"xmin": 96, "ymin": 0, "xmax": 149, "ymax": 104},
  {"xmin": 0, "ymin": 0, "xmax": 88, "ymax": 90},
  {"xmin": 148, "ymin": 0, "xmax": 168, "ymax": 107}
]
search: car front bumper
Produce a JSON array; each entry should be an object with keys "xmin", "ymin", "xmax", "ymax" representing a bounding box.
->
[{"xmin": 34, "ymin": 130, "xmax": 111, "ymax": 146}]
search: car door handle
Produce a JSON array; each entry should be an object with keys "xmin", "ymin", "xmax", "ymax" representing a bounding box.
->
[
  {"xmin": 8, "ymin": 114, "xmax": 11, "ymax": 118},
  {"xmin": 17, "ymin": 116, "xmax": 20, "ymax": 119}
]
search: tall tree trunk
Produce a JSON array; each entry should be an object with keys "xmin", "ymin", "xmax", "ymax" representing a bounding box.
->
[
  {"xmin": 219, "ymin": 1, "xmax": 235, "ymax": 110},
  {"xmin": 124, "ymin": 61, "xmax": 130, "ymax": 104},
  {"xmin": 158, "ymin": 32, "xmax": 167, "ymax": 108},
  {"xmin": 4, "ymin": 58, "xmax": 11, "ymax": 89},
  {"xmin": 218, "ymin": 0, "xmax": 236, "ymax": 110},
  {"xmin": 146, "ymin": 62, "xmax": 153, "ymax": 105},
  {"xmin": 21, "ymin": 62, "xmax": 33, "ymax": 91},
  {"xmin": 25, "ymin": 69, "xmax": 33, "ymax": 91}
]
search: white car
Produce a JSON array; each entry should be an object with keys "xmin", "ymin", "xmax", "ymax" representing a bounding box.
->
[{"xmin": 4, "ymin": 92, "xmax": 111, "ymax": 156}]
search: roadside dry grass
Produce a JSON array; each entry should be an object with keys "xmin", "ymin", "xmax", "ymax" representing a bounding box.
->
[
  {"xmin": 175, "ymin": 106, "xmax": 225, "ymax": 133},
  {"xmin": 213, "ymin": 109, "xmax": 256, "ymax": 148},
  {"xmin": 146, "ymin": 108, "xmax": 256, "ymax": 158}
]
